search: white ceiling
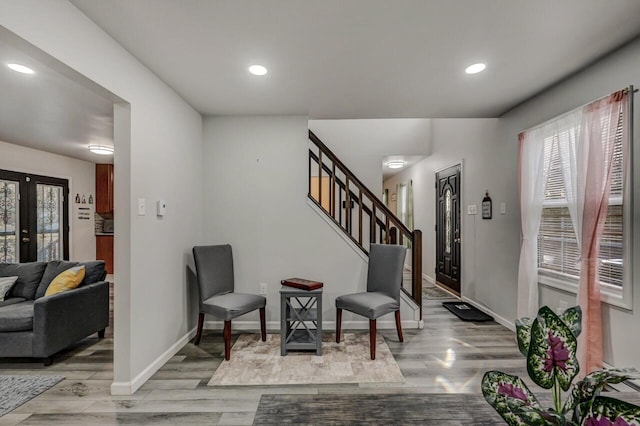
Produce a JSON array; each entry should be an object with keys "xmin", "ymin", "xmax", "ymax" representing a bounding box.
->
[
  {"xmin": 2, "ymin": 1, "xmax": 640, "ymax": 164},
  {"xmin": 0, "ymin": 27, "xmax": 116, "ymax": 163},
  {"xmin": 71, "ymin": 0, "xmax": 640, "ymax": 118}
]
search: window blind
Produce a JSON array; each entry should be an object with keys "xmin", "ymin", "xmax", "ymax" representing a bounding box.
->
[{"xmin": 537, "ymin": 112, "xmax": 625, "ymax": 287}]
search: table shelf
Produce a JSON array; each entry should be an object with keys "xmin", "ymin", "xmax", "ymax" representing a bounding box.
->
[{"xmin": 280, "ymin": 286, "xmax": 323, "ymax": 356}]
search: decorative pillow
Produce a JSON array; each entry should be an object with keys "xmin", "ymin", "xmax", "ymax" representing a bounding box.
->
[
  {"xmin": 0, "ymin": 276, "xmax": 19, "ymax": 301},
  {"xmin": 45, "ymin": 266, "xmax": 86, "ymax": 297}
]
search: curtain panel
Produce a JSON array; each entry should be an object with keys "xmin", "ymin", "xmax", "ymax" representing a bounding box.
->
[{"xmin": 517, "ymin": 89, "xmax": 628, "ymax": 374}]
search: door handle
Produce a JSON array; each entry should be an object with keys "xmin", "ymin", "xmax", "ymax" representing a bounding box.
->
[
  {"xmin": 454, "ymin": 238, "xmax": 461, "ymax": 244},
  {"xmin": 22, "ymin": 237, "xmax": 30, "ymax": 243}
]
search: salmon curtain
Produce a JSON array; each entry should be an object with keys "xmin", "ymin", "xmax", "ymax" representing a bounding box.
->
[{"xmin": 573, "ymin": 91, "xmax": 627, "ymax": 374}]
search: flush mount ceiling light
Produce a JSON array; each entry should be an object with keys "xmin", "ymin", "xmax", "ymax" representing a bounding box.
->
[
  {"xmin": 88, "ymin": 145, "xmax": 114, "ymax": 155},
  {"xmin": 386, "ymin": 161, "xmax": 405, "ymax": 169},
  {"xmin": 7, "ymin": 63, "xmax": 35, "ymax": 74},
  {"xmin": 248, "ymin": 64, "xmax": 268, "ymax": 76},
  {"xmin": 465, "ymin": 62, "xmax": 486, "ymax": 74}
]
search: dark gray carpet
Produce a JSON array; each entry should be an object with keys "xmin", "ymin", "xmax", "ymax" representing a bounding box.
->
[
  {"xmin": 443, "ymin": 302, "xmax": 494, "ymax": 322},
  {"xmin": 0, "ymin": 375, "xmax": 64, "ymax": 416},
  {"xmin": 253, "ymin": 393, "xmax": 504, "ymax": 425}
]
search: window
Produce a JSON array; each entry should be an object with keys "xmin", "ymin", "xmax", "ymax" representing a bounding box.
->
[{"xmin": 537, "ymin": 111, "xmax": 626, "ymax": 300}]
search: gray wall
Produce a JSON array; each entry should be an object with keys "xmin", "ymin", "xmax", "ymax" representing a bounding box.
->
[
  {"xmin": 0, "ymin": 0, "xmax": 205, "ymax": 393},
  {"xmin": 498, "ymin": 37, "xmax": 640, "ymax": 370}
]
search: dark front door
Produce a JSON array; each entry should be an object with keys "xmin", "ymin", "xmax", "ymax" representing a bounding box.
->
[
  {"xmin": 435, "ymin": 165, "xmax": 461, "ymax": 294},
  {"xmin": 0, "ymin": 169, "xmax": 69, "ymax": 263}
]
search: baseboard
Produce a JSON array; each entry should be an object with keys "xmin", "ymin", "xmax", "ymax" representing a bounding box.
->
[
  {"xmin": 460, "ymin": 296, "xmax": 515, "ymax": 331},
  {"xmin": 204, "ymin": 319, "xmax": 420, "ymax": 331},
  {"xmin": 423, "ymin": 273, "xmax": 435, "ymax": 285},
  {"xmin": 110, "ymin": 327, "xmax": 197, "ymax": 396}
]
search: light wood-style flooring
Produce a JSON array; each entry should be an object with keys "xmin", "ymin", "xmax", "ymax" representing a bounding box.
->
[{"xmin": 0, "ymin": 290, "xmax": 577, "ymax": 425}]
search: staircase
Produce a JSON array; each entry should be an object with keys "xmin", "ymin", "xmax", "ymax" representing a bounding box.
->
[{"xmin": 307, "ymin": 130, "xmax": 423, "ymax": 315}]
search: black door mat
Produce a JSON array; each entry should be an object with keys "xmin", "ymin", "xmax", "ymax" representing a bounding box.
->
[{"xmin": 442, "ymin": 302, "xmax": 494, "ymax": 322}]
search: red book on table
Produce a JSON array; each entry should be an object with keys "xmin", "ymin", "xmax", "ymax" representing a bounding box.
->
[{"xmin": 281, "ymin": 278, "xmax": 323, "ymax": 291}]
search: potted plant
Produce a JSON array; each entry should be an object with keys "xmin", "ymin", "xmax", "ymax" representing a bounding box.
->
[{"xmin": 482, "ymin": 305, "xmax": 640, "ymax": 425}]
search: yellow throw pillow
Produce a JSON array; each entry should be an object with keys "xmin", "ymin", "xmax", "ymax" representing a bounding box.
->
[{"xmin": 45, "ymin": 265, "xmax": 86, "ymax": 297}]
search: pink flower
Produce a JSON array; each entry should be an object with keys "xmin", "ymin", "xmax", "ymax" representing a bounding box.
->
[
  {"xmin": 543, "ymin": 331, "xmax": 570, "ymax": 373},
  {"xmin": 583, "ymin": 415, "xmax": 632, "ymax": 426},
  {"xmin": 497, "ymin": 382, "xmax": 528, "ymax": 403}
]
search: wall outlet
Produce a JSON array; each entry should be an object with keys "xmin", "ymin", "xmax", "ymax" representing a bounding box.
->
[
  {"xmin": 467, "ymin": 204, "xmax": 477, "ymax": 215},
  {"xmin": 558, "ymin": 300, "xmax": 568, "ymax": 314},
  {"xmin": 500, "ymin": 202, "xmax": 506, "ymax": 215},
  {"xmin": 259, "ymin": 283, "xmax": 268, "ymax": 295}
]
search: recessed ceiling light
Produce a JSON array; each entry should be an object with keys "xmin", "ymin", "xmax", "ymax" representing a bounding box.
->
[
  {"xmin": 465, "ymin": 63, "xmax": 486, "ymax": 74},
  {"xmin": 7, "ymin": 63, "xmax": 35, "ymax": 75},
  {"xmin": 386, "ymin": 161, "xmax": 405, "ymax": 169},
  {"xmin": 248, "ymin": 64, "xmax": 268, "ymax": 76},
  {"xmin": 88, "ymin": 145, "xmax": 114, "ymax": 155}
]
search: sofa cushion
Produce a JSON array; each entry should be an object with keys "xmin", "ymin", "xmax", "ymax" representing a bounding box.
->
[
  {"xmin": 0, "ymin": 300, "xmax": 34, "ymax": 332},
  {"xmin": 0, "ymin": 262, "xmax": 47, "ymax": 300},
  {"xmin": 0, "ymin": 297, "xmax": 26, "ymax": 308},
  {"xmin": 80, "ymin": 261, "xmax": 107, "ymax": 285},
  {"xmin": 45, "ymin": 265, "xmax": 85, "ymax": 296},
  {"xmin": 35, "ymin": 261, "xmax": 79, "ymax": 299},
  {"xmin": 0, "ymin": 276, "xmax": 18, "ymax": 301}
]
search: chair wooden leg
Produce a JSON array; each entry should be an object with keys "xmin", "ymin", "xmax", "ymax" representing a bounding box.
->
[
  {"xmin": 223, "ymin": 320, "xmax": 232, "ymax": 361},
  {"xmin": 259, "ymin": 307, "xmax": 266, "ymax": 341},
  {"xmin": 369, "ymin": 319, "xmax": 376, "ymax": 360},
  {"xmin": 336, "ymin": 308, "xmax": 342, "ymax": 343},
  {"xmin": 395, "ymin": 310, "xmax": 404, "ymax": 342},
  {"xmin": 194, "ymin": 312, "xmax": 204, "ymax": 346}
]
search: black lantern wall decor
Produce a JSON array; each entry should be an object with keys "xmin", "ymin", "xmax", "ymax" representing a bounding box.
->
[{"xmin": 482, "ymin": 191, "xmax": 492, "ymax": 220}]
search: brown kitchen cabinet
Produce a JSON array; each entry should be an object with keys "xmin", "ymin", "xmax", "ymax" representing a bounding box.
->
[
  {"xmin": 95, "ymin": 164, "xmax": 114, "ymax": 213},
  {"xmin": 96, "ymin": 235, "xmax": 114, "ymax": 274}
]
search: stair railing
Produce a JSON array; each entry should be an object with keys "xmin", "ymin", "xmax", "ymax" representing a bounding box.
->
[{"xmin": 308, "ymin": 130, "xmax": 422, "ymax": 314}]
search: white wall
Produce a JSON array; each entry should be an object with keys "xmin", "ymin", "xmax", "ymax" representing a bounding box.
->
[
  {"xmin": 0, "ymin": 0, "xmax": 204, "ymax": 393},
  {"xmin": 498, "ymin": 37, "xmax": 640, "ymax": 370},
  {"xmin": 382, "ymin": 119, "xmax": 517, "ymax": 326},
  {"xmin": 0, "ymin": 140, "xmax": 96, "ymax": 261},
  {"xmin": 309, "ymin": 119, "xmax": 433, "ymax": 194},
  {"xmin": 202, "ymin": 116, "xmax": 417, "ymax": 329}
]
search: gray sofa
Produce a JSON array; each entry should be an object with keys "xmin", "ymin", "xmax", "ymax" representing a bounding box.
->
[{"xmin": 0, "ymin": 260, "xmax": 109, "ymax": 365}]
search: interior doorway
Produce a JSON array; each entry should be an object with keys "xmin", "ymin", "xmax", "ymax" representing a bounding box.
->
[{"xmin": 435, "ymin": 164, "xmax": 461, "ymax": 294}]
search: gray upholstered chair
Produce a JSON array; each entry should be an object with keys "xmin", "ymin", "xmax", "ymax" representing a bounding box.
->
[
  {"xmin": 335, "ymin": 243, "xmax": 406, "ymax": 359},
  {"xmin": 192, "ymin": 245, "xmax": 266, "ymax": 360}
]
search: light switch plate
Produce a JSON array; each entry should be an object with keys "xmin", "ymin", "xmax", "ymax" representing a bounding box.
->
[
  {"xmin": 467, "ymin": 204, "xmax": 477, "ymax": 215},
  {"xmin": 137, "ymin": 198, "xmax": 146, "ymax": 216}
]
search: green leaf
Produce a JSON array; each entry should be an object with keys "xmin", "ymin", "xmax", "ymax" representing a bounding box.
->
[
  {"xmin": 516, "ymin": 317, "xmax": 534, "ymax": 357},
  {"xmin": 568, "ymin": 368, "xmax": 640, "ymax": 420},
  {"xmin": 527, "ymin": 306, "xmax": 579, "ymax": 391},
  {"xmin": 560, "ymin": 306, "xmax": 582, "ymax": 338},
  {"xmin": 580, "ymin": 395, "xmax": 640, "ymax": 425},
  {"xmin": 482, "ymin": 371, "xmax": 546, "ymax": 426}
]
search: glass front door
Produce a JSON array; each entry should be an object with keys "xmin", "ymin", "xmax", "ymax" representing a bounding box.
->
[{"xmin": 0, "ymin": 169, "xmax": 69, "ymax": 263}]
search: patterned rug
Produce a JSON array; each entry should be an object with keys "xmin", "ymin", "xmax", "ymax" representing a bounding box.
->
[
  {"xmin": 208, "ymin": 333, "xmax": 404, "ymax": 386},
  {"xmin": 423, "ymin": 285, "xmax": 456, "ymax": 300},
  {"xmin": 0, "ymin": 375, "xmax": 64, "ymax": 416}
]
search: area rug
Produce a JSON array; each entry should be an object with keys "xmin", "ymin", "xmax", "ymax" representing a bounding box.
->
[
  {"xmin": 0, "ymin": 375, "xmax": 64, "ymax": 416},
  {"xmin": 208, "ymin": 333, "xmax": 404, "ymax": 386},
  {"xmin": 253, "ymin": 393, "xmax": 504, "ymax": 425},
  {"xmin": 423, "ymin": 285, "xmax": 456, "ymax": 300}
]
